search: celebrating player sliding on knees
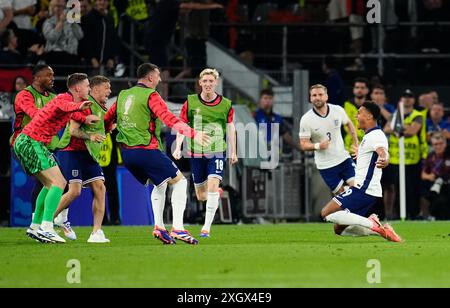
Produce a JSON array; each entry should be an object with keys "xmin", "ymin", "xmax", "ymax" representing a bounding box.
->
[{"xmin": 320, "ymin": 102, "xmax": 402, "ymax": 242}]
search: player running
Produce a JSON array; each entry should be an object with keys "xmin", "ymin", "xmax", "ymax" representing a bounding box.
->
[
  {"xmin": 321, "ymin": 102, "xmax": 402, "ymax": 242},
  {"xmin": 13, "ymin": 73, "xmax": 98, "ymax": 243},
  {"xmin": 10, "ymin": 65, "xmax": 59, "ymax": 232},
  {"xmin": 172, "ymin": 68, "xmax": 238, "ymax": 238},
  {"xmin": 53, "ymin": 76, "xmax": 112, "ymax": 243},
  {"xmin": 299, "ymin": 84, "xmax": 359, "ymax": 195},
  {"xmin": 104, "ymin": 63, "xmax": 210, "ymax": 245}
]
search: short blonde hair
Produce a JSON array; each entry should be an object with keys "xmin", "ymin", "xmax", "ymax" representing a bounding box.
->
[
  {"xmin": 199, "ymin": 68, "xmax": 220, "ymax": 80},
  {"xmin": 310, "ymin": 84, "xmax": 328, "ymax": 93}
]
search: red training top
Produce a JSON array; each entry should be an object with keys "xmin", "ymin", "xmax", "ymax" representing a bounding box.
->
[
  {"xmin": 105, "ymin": 86, "xmax": 197, "ymax": 150},
  {"xmin": 22, "ymin": 93, "xmax": 84, "ymax": 145}
]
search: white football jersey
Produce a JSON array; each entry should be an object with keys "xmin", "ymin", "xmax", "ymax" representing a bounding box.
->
[
  {"xmin": 299, "ymin": 104, "xmax": 351, "ymax": 170},
  {"xmin": 354, "ymin": 128, "xmax": 388, "ymax": 197}
]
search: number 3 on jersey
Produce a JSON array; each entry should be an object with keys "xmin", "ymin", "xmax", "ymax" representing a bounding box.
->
[{"xmin": 327, "ymin": 132, "xmax": 331, "ymax": 141}]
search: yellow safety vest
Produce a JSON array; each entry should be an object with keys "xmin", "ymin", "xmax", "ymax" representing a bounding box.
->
[
  {"xmin": 418, "ymin": 108, "xmax": 429, "ymax": 159},
  {"xmin": 343, "ymin": 100, "xmax": 365, "ymax": 151},
  {"xmin": 126, "ymin": 0, "xmax": 149, "ymax": 21},
  {"xmin": 389, "ymin": 109, "xmax": 425, "ymax": 165},
  {"xmin": 98, "ymin": 134, "xmax": 123, "ymax": 167}
]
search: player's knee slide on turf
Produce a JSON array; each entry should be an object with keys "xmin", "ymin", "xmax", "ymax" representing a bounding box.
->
[{"xmin": 324, "ymin": 211, "xmax": 340, "ymax": 223}]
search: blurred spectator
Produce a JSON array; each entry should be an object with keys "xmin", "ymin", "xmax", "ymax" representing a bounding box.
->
[
  {"xmin": 417, "ymin": 0, "xmax": 450, "ymax": 53},
  {"xmin": 0, "ymin": 1, "xmax": 13, "ymax": 33},
  {"xmin": 1, "ymin": 1, "xmax": 44, "ymax": 55},
  {"xmin": 0, "ymin": 75, "xmax": 26, "ymax": 120},
  {"xmin": 34, "ymin": 0, "xmax": 51, "ymax": 33},
  {"xmin": 343, "ymin": 77, "xmax": 369, "ymax": 151},
  {"xmin": 11, "ymin": 0, "xmax": 36, "ymax": 30},
  {"xmin": 370, "ymin": 84, "xmax": 395, "ymax": 129},
  {"xmin": 0, "ymin": 29, "xmax": 43, "ymax": 65},
  {"xmin": 322, "ymin": 56, "xmax": 344, "ymax": 106},
  {"xmin": 421, "ymin": 132, "xmax": 450, "ymax": 220},
  {"xmin": 225, "ymin": 0, "xmax": 256, "ymax": 64},
  {"xmin": 145, "ymin": 0, "xmax": 181, "ymax": 99},
  {"xmin": 79, "ymin": 0, "xmax": 119, "ymax": 75},
  {"xmin": 33, "ymin": 0, "xmax": 50, "ymax": 23},
  {"xmin": 328, "ymin": 0, "xmax": 365, "ymax": 71},
  {"xmin": 43, "ymin": 0, "xmax": 83, "ymax": 76},
  {"xmin": 176, "ymin": 0, "xmax": 224, "ymax": 79},
  {"xmin": 426, "ymin": 102, "xmax": 450, "ymax": 141},
  {"xmin": 80, "ymin": 0, "xmax": 92, "ymax": 16},
  {"xmin": 428, "ymin": 90, "xmax": 439, "ymax": 104},
  {"xmin": 384, "ymin": 89, "xmax": 425, "ymax": 219},
  {"xmin": 254, "ymin": 88, "xmax": 299, "ymax": 153},
  {"xmin": 11, "ymin": 75, "xmax": 27, "ymax": 104},
  {"xmin": 418, "ymin": 92, "xmax": 434, "ymax": 111}
]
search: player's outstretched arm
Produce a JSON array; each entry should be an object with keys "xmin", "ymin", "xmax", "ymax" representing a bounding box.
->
[
  {"xmin": 69, "ymin": 119, "xmax": 105, "ymax": 143},
  {"xmin": 71, "ymin": 111, "xmax": 100, "ymax": 125},
  {"xmin": 149, "ymin": 93, "xmax": 196, "ymax": 138},
  {"xmin": 173, "ymin": 133, "xmax": 185, "ymax": 160}
]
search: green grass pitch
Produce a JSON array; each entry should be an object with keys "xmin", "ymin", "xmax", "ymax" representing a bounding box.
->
[{"xmin": 0, "ymin": 222, "xmax": 449, "ymax": 288}]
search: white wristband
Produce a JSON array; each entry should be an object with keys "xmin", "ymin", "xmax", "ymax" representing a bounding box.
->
[{"xmin": 314, "ymin": 143, "xmax": 320, "ymax": 150}]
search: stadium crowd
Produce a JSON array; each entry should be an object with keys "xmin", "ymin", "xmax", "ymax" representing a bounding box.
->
[{"xmin": 1, "ymin": 1, "xmax": 450, "ymax": 82}]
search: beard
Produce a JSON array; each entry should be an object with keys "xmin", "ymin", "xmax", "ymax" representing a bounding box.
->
[
  {"xmin": 313, "ymin": 100, "xmax": 326, "ymax": 108},
  {"xmin": 42, "ymin": 81, "xmax": 54, "ymax": 93}
]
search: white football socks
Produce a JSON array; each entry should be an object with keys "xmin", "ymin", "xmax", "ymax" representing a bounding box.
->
[
  {"xmin": 41, "ymin": 221, "xmax": 54, "ymax": 232},
  {"xmin": 60, "ymin": 208, "xmax": 69, "ymax": 223},
  {"xmin": 341, "ymin": 225, "xmax": 378, "ymax": 237},
  {"xmin": 151, "ymin": 182, "xmax": 168, "ymax": 230},
  {"xmin": 202, "ymin": 192, "xmax": 220, "ymax": 232},
  {"xmin": 325, "ymin": 210, "xmax": 373, "ymax": 230},
  {"xmin": 171, "ymin": 178, "xmax": 188, "ymax": 231},
  {"xmin": 30, "ymin": 213, "xmax": 39, "ymax": 230}
]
